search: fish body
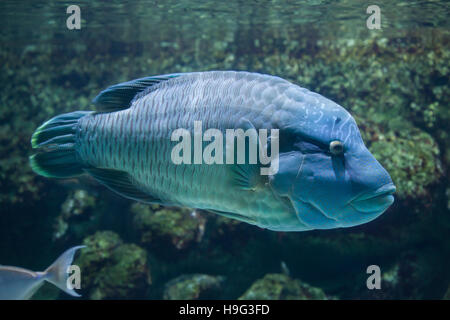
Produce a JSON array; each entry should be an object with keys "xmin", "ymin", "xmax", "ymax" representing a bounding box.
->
[
  {"xmin": 0, "ymin": 246, "xmax": 84, "ymax": 299},
  {"xmin": 30, "ymin": 71, "xmax": 395, "ymax": 231}
]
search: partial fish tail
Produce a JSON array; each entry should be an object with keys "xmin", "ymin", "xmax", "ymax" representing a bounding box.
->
[
  {"xmin": 44, "ymin": 245, "xmax": 86, "ymax": 297},
  {"xmin": 30, "ymin": 111, "xmax": 92, "ymax": 178}
]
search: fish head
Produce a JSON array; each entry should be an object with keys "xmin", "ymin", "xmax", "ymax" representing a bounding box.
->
[{"xmin": 269, "ymin": 95, "xmax": 395, "ymax": 230}]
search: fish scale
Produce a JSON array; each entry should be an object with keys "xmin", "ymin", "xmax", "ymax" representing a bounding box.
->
[
  {"xmin": 31, "ymin": 71, "xmax": 395, "ymax": 231},
  {"xmin": 78, "ymin": 73, "xmax": 288, "ymax": 223}
]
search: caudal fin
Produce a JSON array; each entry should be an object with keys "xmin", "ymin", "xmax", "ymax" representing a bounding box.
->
[
  {"xmin": 44, "ymin": 245, "xmax": 86, "ymax": 297},
  {"xmin": 30, "ymin": 111, "xmax": 91, "ymax": 178}
]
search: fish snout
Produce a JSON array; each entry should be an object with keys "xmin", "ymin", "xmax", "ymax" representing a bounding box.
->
[{"xmin": 350, "ymin": 183, "xmax": 396, "ymax": 214}]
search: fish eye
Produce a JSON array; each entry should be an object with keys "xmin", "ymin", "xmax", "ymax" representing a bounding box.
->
[{"xmin": 329, "ymin": 140, "xmax": 344, "ymax": 155}]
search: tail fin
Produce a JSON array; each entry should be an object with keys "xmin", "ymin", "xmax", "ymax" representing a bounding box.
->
[
  {"xmin": 30, "ymin": 111, "xmax": 91, "ymax": 178},
  {"xmin": 44, "ymin": 245, "xmax": 86, "ymax": 297}
]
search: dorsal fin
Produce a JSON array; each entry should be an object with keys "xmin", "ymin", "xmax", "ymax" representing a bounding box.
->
[
  {"xmin": 92, "ymin": 74, "xmax": 181, "ymax": 112},
  {"xmin": 85, "ymin": 167, "xmax": 163, "ymax": 204}
]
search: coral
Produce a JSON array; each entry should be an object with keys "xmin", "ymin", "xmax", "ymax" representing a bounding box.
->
[
  {"xmin": 239, "ymin": 273, "xmax": 328, "ymax": 300},
  {"xmin": 75, "ymin": 231, "xmax": 151, "ymax": 299},
  {"xmin": 131, "ymin": 203, "xmax": 204, "ymax": 252},
  {"xmin": 163, "ymin": 274, "xmax": 225, "ymax": 300}
]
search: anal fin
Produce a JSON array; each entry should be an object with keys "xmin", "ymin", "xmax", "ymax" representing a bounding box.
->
[
  {"xmin": 207, "ymin": 208, "xmax": 257, "ymax": 225},
  {"xmin": 85, "ymin": 167, "xmax": 162, "ymax": 204}
]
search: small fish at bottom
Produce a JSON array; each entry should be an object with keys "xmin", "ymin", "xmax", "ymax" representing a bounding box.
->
[{"xmin": 0, "ymin": 246, "xmax": 85, "ymax": 300}]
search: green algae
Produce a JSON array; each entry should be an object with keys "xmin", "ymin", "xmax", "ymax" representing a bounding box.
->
[
  {"xmin": 76, "ymin": 231, "xmax": 151, "ymax": 299},
  {"xmin": 131, "ymin": 203, "xmax": 203, "ymax": 252}
]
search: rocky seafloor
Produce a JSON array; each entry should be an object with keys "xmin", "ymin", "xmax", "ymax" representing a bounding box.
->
[{"xmin": 0, "ymin": 16, "xmax": 449, "ymax": 299}]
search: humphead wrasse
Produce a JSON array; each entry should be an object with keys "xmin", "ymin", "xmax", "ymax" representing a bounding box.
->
[{"xmin": 30, "ymin": 71, "xmax": 395, "ymax": 231}]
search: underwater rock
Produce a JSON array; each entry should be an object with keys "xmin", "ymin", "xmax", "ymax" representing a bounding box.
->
[
  {"xmin": 76, "ymin": 231, "xmax": 151, "ymax": 299},
  {"xmin": 163, "ymin": 274, "xmax": 225, "ymax": 300},
  {"xmin": 239, "ymin": 274, "xmax": 328, "ymax": 300},
  {"xmin": 131, "ymin": 203, "xmax": 205, "ymax": 253},
  {"xmin": 89, "ymin": 244, "xmax": 150, "ymax": 300},
  {"xmin": 61, "ymin": 189, "xmax": 96, "ymax": 217},
  {"xmin": 53, "ymin": 189, "xmax": 96, "ymax": 240},
  {"xmin": 75, "ymin": 231, "xmax": 123, "ymax": 287}
]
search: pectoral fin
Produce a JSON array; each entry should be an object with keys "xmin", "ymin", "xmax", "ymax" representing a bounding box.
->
[
  {"xmin": 228, "ymin": 118, "xmax": 267, "ymax": 190},
  {"xmin": 268, "ymin": 151, "xmax": 304, "ymax": 196}
]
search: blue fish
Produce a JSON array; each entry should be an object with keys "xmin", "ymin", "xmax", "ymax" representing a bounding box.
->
[
  {"xmin": 0, "ymin": 246, "xmax": 84, "ymax": 299},
  {"xmin": 30, "ymin": 71, "xmax": 395, "ymax": 231}
]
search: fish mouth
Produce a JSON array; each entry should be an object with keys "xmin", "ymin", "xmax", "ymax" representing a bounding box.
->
[{"xmin": 350, "ymin": 184, "xmax": 396, "ymax": 214}]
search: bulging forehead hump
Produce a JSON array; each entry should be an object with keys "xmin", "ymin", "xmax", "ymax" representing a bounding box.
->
[{"xmin": 272, "ymin": 84, "xmax": 362, "ymax": 148}]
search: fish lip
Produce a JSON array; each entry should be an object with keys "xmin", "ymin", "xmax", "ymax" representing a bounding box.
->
[
  {"xmin": 351, "ymin": 183, "xmax": 396, "ymax": 204},
  {"xmin": 350, "ymin": 183, "xmax": 396, "ymax": 214}
]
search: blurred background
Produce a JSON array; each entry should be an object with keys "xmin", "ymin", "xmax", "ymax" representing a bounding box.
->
[{"xmin": 0, "ymin": 0, "xmax": 449, "ymax": 299}]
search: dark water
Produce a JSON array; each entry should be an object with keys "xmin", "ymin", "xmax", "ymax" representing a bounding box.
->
[{"xmin": 0, "ymin": 0, "xmax": 449, "ymax": 299}]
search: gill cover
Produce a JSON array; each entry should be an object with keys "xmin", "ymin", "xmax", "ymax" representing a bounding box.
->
[{"xmin": 268, "ymin": 151, "xmax": 342, "ymax": 230}]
